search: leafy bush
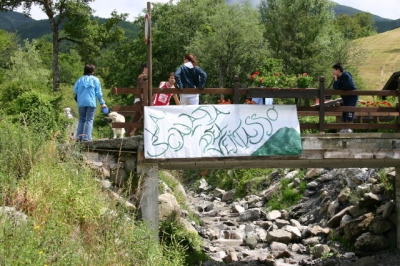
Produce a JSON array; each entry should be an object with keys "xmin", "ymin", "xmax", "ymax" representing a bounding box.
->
[{"xmin": 6, "ymin": 91, "xmax": 70, "ymax": 140}]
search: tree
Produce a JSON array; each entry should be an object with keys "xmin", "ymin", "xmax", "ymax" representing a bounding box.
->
[
  {"xmin": 188, "ymin": 2, "xmax": 268, "ymax": 88},
  {"xmin": 0, "ymin": 0, "xmax": 94, "ymax": 91},
  {"xmin": 0, "ymin": 30, "xmax": 18, "ymax": 83},
  {"xmin": 334, "ymin": 13, "xmax": 377, "ymax": 40},
  {"xmin": 0, "ymin": 1, "xmax": 127, "ymax": 91},
  {"xmin": 259, "ymin": 0, "xmax": 335, "ymax": 75}
]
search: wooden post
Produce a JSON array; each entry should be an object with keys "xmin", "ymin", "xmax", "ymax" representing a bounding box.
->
[
  {"xmin": 396, "ymin": 167, "xmax": 400, "ymax": 249},
  {"xmin": 147, "ymin": 2, "xmax": 152, "ymax": 107},
  {"xmin": 397, "ymin": 77, "xmax": 400, "ymax": 132},
  {"xmin": 233, "ymin": 75, "xmax": 240, "ymax": 104},
  {"xmin": 319, "ymin": 76, "xmax": 325, "ymax": 133},
  {"xmin": 137, "ymin": 162, "xmax": 159, "ymax": 240}
]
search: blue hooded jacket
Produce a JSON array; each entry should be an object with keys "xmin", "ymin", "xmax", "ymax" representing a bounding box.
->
[
  {"xmin": 175, "ymin": 62, "xmax": 207, "ymax": 89},
  {"xmin": 74, "ymin": 75, "xmax": 105, "ymax": 107}
]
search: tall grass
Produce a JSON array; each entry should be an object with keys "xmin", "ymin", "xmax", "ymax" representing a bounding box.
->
[{"xmin": 0, "ymin": 117, "xmax": 186, "ymax": 265}]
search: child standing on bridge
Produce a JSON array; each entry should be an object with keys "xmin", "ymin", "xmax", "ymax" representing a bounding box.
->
[
  {"xmin": 332, "ymin": 63, "xmax": 358, "ymax": 133},
  {"xmin": 152, "ymin": 73, "xmax": 181, "ymax": 106}
]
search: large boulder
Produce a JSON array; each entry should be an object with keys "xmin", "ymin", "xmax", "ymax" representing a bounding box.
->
[
  {"xmin": 368, "ymin": 216, "xmax": 393, "ymax": 234},
  {"xmin": 354, "ymin": 232, "xmax": 390, "ymax": 251},
  {"xmin": 341, "ymin": 213, "xmax": 374, "ymax": 240},
  {"xmin": 158, "ymin": 193, "xmax": 181, "ymax": 222},
  {"xmin": 266, "ymin": 229, "xmax": 292, "ymax": 244}
]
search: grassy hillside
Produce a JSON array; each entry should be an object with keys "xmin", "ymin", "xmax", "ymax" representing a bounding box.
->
[{"xmin": 354, "ymin": 27, "xmax": 400, "ymax": 90}]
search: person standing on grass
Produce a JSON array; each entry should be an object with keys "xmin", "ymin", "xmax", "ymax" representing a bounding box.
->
[
  {"xmin": 152, "ymin": 73, "xmax": 181, "ymax": 106},
  {"xmin": 175, "ymin": 53, "xmax": 207, "ymax": 105},
  {"xmin": 332, "ymin": 63, "xmax": 358, "ymax": 133},
  {"xmin": 74, "ymin": 64, "xmax": 107, "ymax": 141}
]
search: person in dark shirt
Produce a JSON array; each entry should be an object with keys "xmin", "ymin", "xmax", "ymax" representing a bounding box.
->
[
  {"xmin": 332, "ymin": 63, "xmax": 358, "ymax": 133},
  {"xmin": 175, "ymin": 53, "xmax": 207, "ymax": 105}
]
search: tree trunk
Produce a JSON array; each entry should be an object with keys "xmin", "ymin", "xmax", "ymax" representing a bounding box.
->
[{"xmin": 52, "ymin": 24, "xmax": 60, "ymax": 91}]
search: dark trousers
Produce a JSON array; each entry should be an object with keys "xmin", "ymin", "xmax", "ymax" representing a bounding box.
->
[{"xmin": 341, "ymin": 95, "xmax": 358, "ymax": 123}]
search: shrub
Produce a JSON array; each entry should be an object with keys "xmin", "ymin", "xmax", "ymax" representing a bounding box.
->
[{"xmin": 6, "ymin": 91, "xmax": 70, "ymax": 140}]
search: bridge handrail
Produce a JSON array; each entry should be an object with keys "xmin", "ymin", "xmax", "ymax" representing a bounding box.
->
[{"xmin": 111, "ymin": 75, "xmax": 400, "ymax": 134}]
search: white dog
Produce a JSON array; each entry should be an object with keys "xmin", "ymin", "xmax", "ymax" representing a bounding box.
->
[{"xmin": 108, "ymin": 112, "xmax": 126, "ymax": 139}]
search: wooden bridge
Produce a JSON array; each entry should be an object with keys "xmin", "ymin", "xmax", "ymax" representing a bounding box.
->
[{"xmin": 82, "ymin": 73, "xmax": 400, "ymax": 246}]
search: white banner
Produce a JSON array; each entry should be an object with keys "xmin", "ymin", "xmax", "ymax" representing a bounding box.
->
[{"xmin": 144, "ymin": 105, "xmax": 302, "ymax": 159}]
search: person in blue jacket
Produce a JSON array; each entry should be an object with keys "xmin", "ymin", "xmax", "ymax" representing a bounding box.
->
[
  {"xmin": 332, "ymin": 63, "xmax": 358, "ymax": 133},
  {"xmin": 175, "ymin": 53, "xmax": 207, "ymax": 105},
  {"xmin": 74, "ymin": 64, "xmax": 107, "ymax": 141}
]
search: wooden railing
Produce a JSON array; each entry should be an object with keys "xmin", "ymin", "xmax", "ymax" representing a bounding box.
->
[{"xmin": 111, "ymin": 75, "xmax": 400, "ymax": 135}]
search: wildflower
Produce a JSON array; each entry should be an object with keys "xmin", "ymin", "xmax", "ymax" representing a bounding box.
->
[
  {"xmin": 39, "ymin": 251, "xmax": 44, "ymax": 255},
  {"xmin": 254, "ymin": 71, "xmax": 259, "ymax": 75},
  {"xmin": 250, "ymin": 74, "xmax": 255, "ymax": 79},
  {"xmin": 259, "ymin": 78, "xmax": 263, "ymax": 83},
  {"xmin": 302, "ymin": 72, "xmax": 308, "ymax": 76},
  {"xmin": 274, "ymin": 73, "xmax": 279, "ymax": 77},
  {"xmin": 82, "ymin": 215, "xmax": 87, "ymax": 219},
  {"xmin": 34, "ymin": 225, "xmax": 40, "ymax": 230}
]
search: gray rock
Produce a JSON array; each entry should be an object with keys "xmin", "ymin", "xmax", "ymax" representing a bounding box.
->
[
  {"xmin": 199, "ymin": 178, "xmax": 210, "ymax": 191},
  {"xmin": 370, "ymin": 184, "xmax": 384, "ymax": 194},
  {"xmin": 0, "ymin": 206, "xmax": 27, "ymax": 225},
  {"xmin": 305, "ymin": 168, "xmax": 324, "ymax": 179},
  {"xmin": 255, "ymin": 228, "xmax": 267, "ymax": 241},
  {"xmin": 327, "ymin": 206, "xmax": 351, "ymax": 228},
  {"xmin": 238, "ymin": 208, "xmax": 261, "ymax": 222},
  {"xmin": 355, "ymin": 256, "xmax": 377, "ymax": 266},
  {"xmin": 284, "ymin": 170, "xmax": 299, "ymax": 180},
  {"xmin": 110, "ymin": 168, "xmax": 127, "ymax": 186},
  {"xmin": 348, "ymin": 204, "xmax": 368, "ymax": 217},
  {"xmin": 244, "ymin": 232, "xmax": 258, "ymax": 249},
  {"xmin": 283, "ymin": 225, "xmax": 302, "ymax": 239},
  {"xmin": 302, "ymin": 236, "xmax": 320, "ymax": 246},
  {"xmin": 354, "ymin": 232, "xmax": 389, "ymax": 251},
  {"xmin": 307, "ymin": 181, "xmax": 319, "ymax": 189},
  {"xmin": 101, "ymin": 179, "xmax": 112, "ymax": 189},
  {"xmin": 313, "ymin": 244, "xmax": 330, "ymax": 259},
  {"xmin": 223, "ymin": 252, "xmax": 238, "ymax": 263},
  {"xmin": 275, "ymin": 219, "xmax": 290, "ymax": 228},
  {"xmin": 158, "ymin": 193, "xmax": 181, "ymax": 222},
  {"xmin": 382, "ymin": 201, "xmax": 395, "ymax": 219},
  {"xmin": 221, "ymin": 190, "xmax": 235, "ymax": 202},
  {"xmin": 266, "ymin": 210, "xmax": 282, "ymax": 221},
  {"xmin": 231, "ymin": 204, "xmax": 245, "ymax": 214},
  {"xmin": 214, "ymin": 188, "xmax": 225, "ymax": 198},
  {"xmin": 179, "ymin": 217, "xmax": 198, "ymax": 234},
  {"xmin": 358, "ymin": 192, "xmax": 382, "ymax": 209},
  {"xmin": 356, "ymin": 184, "xmax": 371, "ymax": 196},
  {"xmin": 368, "ymin": 216, "xmax": 393, "ymax": 234},
  {"xmin": 270, "ymin": 241, "xmax": 288, "ymax": 251},
  {"xmin": 340, "ymin": 214, "xmax": 352, "ymax": 227},
  {"xmin": 124, "ymin": 158, "xmax": 136, "ymax": 174},
  {"xmin": 337, "ymin": 187, "xmax": 351, "ymax": 204},
  {"xmin": 266, "ymin": 229, "xmax": 292, "ymax": 244},
  {"xmin": 341, "ymin": 212, "xmax": 374, "ymax": 240},
  {"xmin": 327, "ymin": 199, "xmax": 340, "ymax": 219}
]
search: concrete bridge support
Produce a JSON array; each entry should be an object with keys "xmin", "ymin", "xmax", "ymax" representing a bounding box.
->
[
  {"xmin": 137, "ymin": 162, "xmax": 159, "ymax": 239},
  {"xmin": 397, "ymin": 167, "xmax": 400, "ymax": 250}
]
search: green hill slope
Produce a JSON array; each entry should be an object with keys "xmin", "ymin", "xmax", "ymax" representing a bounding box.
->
[{"xmin": 354, "ymin": 27, "xmax": 400, "ymax": 90}]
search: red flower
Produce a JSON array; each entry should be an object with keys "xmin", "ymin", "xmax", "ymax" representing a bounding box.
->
[
  {"xmin": 259, "ymin": 78, "xmax": 264, "ymax": 83},
  {"xmin": 302, "ymin": 73, "xmax": 308, "ymax": 76},
  {"xmin": 274, "ymin": 73, "xmax": 279, "ymax": 77},
  {"xmin": 250, "ymin": 74, "xmax": 255, "ymax": 79},
  {"xmin": 254, "ymin": 71, "xmax": 259, "ymax": 75}
]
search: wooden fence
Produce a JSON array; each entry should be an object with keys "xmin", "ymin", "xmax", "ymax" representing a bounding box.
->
[{"xmin": 111, "ymin": 75, "xmax": 400, "ymax": 135}]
